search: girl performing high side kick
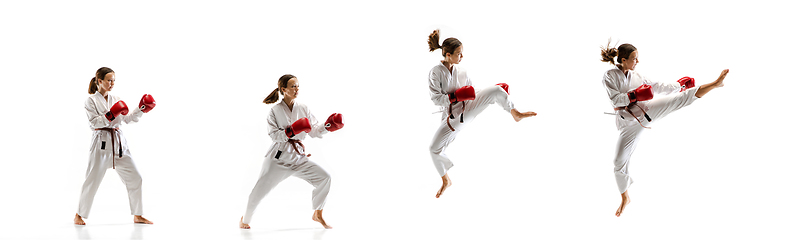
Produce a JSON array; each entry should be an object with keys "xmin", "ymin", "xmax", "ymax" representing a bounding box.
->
[
  {"xmin": 74, "ymin": 67, "xmax": 157, "ymax": 225},
  {"xmin": 600, "ymin": 41, "xmax": 728, "ymax": 217},
  {"xmin": 240, "ymin": 74, "xmax": 344, "ymax": 229},
  {"xmin": 427, "ymin": 29, "xmax": 537, "ymax": 198}
]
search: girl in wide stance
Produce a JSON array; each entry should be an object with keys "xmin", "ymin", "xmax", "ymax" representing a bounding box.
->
[
  {"xmin": 240, "ymin": 74, "xmax": 344, "ymax": 229},
  {"xmin": 600, "ymin": 42, "xmax": 728, "ymax": 217},
  {"xmin": 427, "ymin": 29, "xmax": 537, "ymax": 198},
  {"xmin": 74, "ymin": 67, "xmax": 156, "ymax": 225}
]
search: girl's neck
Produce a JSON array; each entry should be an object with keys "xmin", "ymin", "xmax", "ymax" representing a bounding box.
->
[
  {"xmin": 283, "ymin": 97, "xmax": 295, "ymax": 110},
  {"xmin": 617, "ymin": 64, "xmax": 629, "ymax": 76},
  {"xmin": 442, "ymin": 60, "xmax": 454, "ymax": 73},
  {"xmin": 98, "ymin": 89, "xmax": 109, "ymax": 100}
]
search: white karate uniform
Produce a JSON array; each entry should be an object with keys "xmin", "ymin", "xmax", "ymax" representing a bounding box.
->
[
  {"xmin": 242, "ymin": 101, "xmax": 332, "ymax": 224},
  {"xmin": 77, "ymin": 92, "xmax": 145, "ymax": 218},
  {"xmin": 428, "ymin": 62, "xmax": 515, "ymax": 177},
  {"xmin": 603, "ymin": 67, "xmax": 700, "ymax": 193}
]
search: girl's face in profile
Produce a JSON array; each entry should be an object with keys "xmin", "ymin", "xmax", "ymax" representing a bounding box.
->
[
  {"xmin": 445, "ymin": 46, "xmax": 464, "ymax": 64},
  {"xmin": 98, "ymin": 72, "xmax": 115, "ymax": 93},
  {"xmin": 621, "ymin": 50, "xmax": 639, "ymax": 71},
  {"xmin": 282, "ymin": 78, "xmax": 299, "ymax": 99}
]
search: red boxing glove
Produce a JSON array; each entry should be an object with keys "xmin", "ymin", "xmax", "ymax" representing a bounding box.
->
[
  {"xmin": 105, "ymin": 101, "xmax": 129, "ymax": 121},
  {"xmin": 448, "ymin": 86, "xmax": 476, "ymax": 103},
  {"xmin": 677, "ymin": 77, "xmax": 695, "ymax": 92},
  {"xmin": 324, "ymin": 113, "xmax": 344, "ymax": 132},
  {"xmin": 285, "ymin": 118, "xmax": 312, "ymax": 138},
  {"xmin": 496, "ymin": 83, "xmax": 509, "ymax": 94},
  {"xmin": 139, "ymin": 94, "xmax": 156, "ymax": 113},
  {"xmin": 628, "ymin": 84, "xmax": 653, "ymax": 102}
]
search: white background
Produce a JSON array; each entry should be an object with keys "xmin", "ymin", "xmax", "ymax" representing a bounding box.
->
[{"xmin": 1, "ymin": 0, "xmax": 798, "ymax": 239}]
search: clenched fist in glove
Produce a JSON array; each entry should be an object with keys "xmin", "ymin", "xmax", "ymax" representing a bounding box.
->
[
  {"xmin": 285, "ymin": 118, "xmax": 311, "ymax": 138},
  {"xmin": 448, "ymin": 86, "xmax": 475, "ymax": 103},
  {"xmin": 139, "ymin": 94, "xmax": 156, "ymax": 113},
  {"xmin": 105, "ymin": 101, "xmax": 129, "ymax": 121},
  {"xmin": 677, "ymin": 77, "xmax": 695, "ymax": 92},
  {"xmin": 496, "ymin": 83, "xmax": 509, "ymax": 94},
  {"xmin": 628, "ymin": 84, "xmax": 653, "ymax": 102},
  {"xmin": 324, "ymin": 113, "xmax": 344, "ymax": 132}
]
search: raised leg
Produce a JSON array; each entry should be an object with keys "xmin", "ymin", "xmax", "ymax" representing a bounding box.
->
[{"xmin": 694, "ymin": 69, "xmax": 729, "ymax": 98}]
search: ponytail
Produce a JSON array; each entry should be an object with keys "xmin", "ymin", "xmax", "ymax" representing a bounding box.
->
[
  {"xmin": 600, "ymin": 47, "xmax": 618, "ymax": 65},
  {"xmin": 427, "ymin": 29, "xmax": 462, "ymax": 57},
  {"xmin": 263, "ymin": 74, "xmax": 297, "ymax": 104},
  {"xmin": 600, "ymin": 39, "xmax": 636, "ymax": 65},
  {"xmin": 88, "ymin": 77, "xmax": 98, "ymax": 94},
  {"xmin": 600, "ymin": 39, "xmax": 619, "ymax": 65},
  {"xmin": 428, "ymin": 29, "xmax": 441, "ymax": 52},
  {"xmin": 263, "ymin": 88, "xmax": 281, "ymax": 104}
]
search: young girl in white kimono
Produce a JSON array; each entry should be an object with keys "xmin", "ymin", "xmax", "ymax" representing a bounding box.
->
[
  {"xmin": 74, "ymin": 67, "xmax": 156, "ymax": 225},
  {"xmin": 240, "ymin": 74, "xmax": 344, "ymax": 229},
  {"xmin": 600, "ymin": 42, "xmax": 729, "ymax": 217},
  {"xmin": 427, "ymin": 29, "xmax": 538, "ymax": 198}
]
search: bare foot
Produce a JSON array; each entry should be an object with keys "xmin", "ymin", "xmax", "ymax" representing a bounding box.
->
[
  {"xmin": 695, "ymin": 69, "xmax": 729, "ymax": 98},
  {"xmin": 436, "ymin": 174, "xmax": 452, "ymax": 198},
  {"xmin": 714, "ymin": 69, "xmax": 729, "ymax": 88},
  {"xmin": 312, "ymin": 210, "xmax": 332, "ymax": 229},
  {"xmin": 133, "ymin": 215, "xmax": 153, "ymax": 224},
  {"xmin": 615, "ymin": 191, "xmax": 631, "ymax": 217},
  {"xmin": 74, "ymin": 213, "xmax": 85, "ymax": 225},
  {"xmin": 239, "ymin": 216, "xmax": 250, "ymax": 229},
  {"xmin": 511, "ymin": 109, "xmax": 537, "ymax": 122}
]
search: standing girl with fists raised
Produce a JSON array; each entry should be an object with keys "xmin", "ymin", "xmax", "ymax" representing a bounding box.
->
[
  {"xmin": 74, "ymin": 67, "xmax": 156, "ymax": 225},
  {"xmin": 240, "ymin": 74, "xmax": 344, "ymax": 229}
]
